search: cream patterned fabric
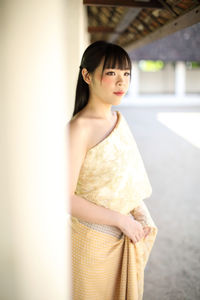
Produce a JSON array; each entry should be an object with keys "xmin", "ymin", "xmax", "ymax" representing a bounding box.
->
[
  {"xmin": 74, "ymin": 110, "xmax": 153, "ymax": 215},
  {"xmin": 70, "ymin": 110, "xmax": 158, "ymax": 300}
]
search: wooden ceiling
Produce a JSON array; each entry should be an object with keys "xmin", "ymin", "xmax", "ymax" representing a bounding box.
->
[{"xmin": 83, "ymin": 0, "xmax": 200, "ymax": 52}]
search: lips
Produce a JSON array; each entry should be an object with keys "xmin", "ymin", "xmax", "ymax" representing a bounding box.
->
[{"xmin": 113, "ymin": 91, "xmax": 125, "ymax": 96}]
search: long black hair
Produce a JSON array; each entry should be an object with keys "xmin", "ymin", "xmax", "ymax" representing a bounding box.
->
[{"xmin": 72, "ymin": 40, "xmax": 132, "ymax": 117}]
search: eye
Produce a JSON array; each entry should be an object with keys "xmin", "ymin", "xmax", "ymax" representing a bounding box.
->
[
  {"xmin": 105, "ymin": 71, "xmax": 116, "ymax": 76},
  {"xmin": 124, "ymin": 71, "xmax": 130, "ymax": 76}
]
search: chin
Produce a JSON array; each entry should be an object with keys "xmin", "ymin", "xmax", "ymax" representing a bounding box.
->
[{"xmin": 113, "ymin": 97, "xmax": 123, "ymax": 105}]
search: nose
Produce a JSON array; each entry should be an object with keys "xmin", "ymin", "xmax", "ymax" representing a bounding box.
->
[{"xmin": 116, "ymin": 74, "xmax": 124, "ymax": 86}]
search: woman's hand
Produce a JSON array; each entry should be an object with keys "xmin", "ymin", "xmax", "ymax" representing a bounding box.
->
[
  {"xmin": 117, "ymin": 215, "xmax": 145, "ymax": 244},
  {"xmin": 143, "ymin": 226, "xmax": 151, "ymax": 238},
  {"xmin": 131, "ymin": 204, "xmax": 152, "ymax": 239}
]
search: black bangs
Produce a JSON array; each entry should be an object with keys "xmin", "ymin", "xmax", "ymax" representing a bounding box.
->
[{"xmin": 102, "ymin": 44, "xmax": 132, "ymax": 73}]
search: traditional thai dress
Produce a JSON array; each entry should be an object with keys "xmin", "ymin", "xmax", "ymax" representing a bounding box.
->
[{"xmin": 69, "ymin": 110, "xmax": 158, "ymax": 300}]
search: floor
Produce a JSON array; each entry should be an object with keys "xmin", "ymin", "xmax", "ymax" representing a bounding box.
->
[{"xmin": 116, "ymin": 104, "xmax": 200, "ymax": 300}]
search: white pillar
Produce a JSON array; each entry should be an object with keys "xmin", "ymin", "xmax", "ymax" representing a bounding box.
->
[
  {"xmin": 0, "ymin": 0, "xmax": 88, "ymax": 299},
  {"xmin": 128, "ymin": 61, "xmax": 140, "ymax": 99},
  {"xmin": 66, "ymin": 3, "xmax": 90, "ymax": 118},
  {"xmin": 175, "ymin": 61, "xmax": 186, "ymax": 97}
]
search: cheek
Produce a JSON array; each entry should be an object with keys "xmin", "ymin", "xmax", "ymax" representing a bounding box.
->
[
  {"xmin": 125, "ymin": 77, "xmax": 130, "ymax": 86},
  {"xmin": 101, "ymin": 77, "xmax": 114, "ymax": 86}
]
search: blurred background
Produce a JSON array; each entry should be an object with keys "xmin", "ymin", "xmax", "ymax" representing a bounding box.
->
[{"xmin": 1, "ymin": 1, "xmax": 200, "ymax": 300}]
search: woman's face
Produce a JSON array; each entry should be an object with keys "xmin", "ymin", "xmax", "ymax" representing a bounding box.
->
[{"xmin": 89, "ymin": 59, "xmax": 131, "ymax": 105}]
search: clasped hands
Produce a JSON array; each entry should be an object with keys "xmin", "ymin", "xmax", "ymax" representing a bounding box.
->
[
  {"xmin": 119, "ymin": 205, "xmax": 152, "ymax": 244},
  {"xmin": 131, "ymin": 204, "xmax": 151, "ymax": 243}
]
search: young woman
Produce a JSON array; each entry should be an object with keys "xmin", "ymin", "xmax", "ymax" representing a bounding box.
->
[{"xmin": 68, "ymin": 41, "xmax": 158, "ymax": 300}]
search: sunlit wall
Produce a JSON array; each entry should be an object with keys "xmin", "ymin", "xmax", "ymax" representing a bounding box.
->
[{"xmin": 1, "ymin": 1, "xmax": 89, "ymax": 300}]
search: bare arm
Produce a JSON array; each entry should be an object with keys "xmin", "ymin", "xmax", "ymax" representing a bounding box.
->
[
  {"xmin": 68, "ymin": 118, "xmax": 123, "ymax": 228},
  {"xmin": 71, "ymin": 193, "xmax": 122, "ymax": 227}
]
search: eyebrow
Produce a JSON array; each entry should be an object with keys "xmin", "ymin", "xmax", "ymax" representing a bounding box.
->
[{"xmin": 104, "ymin": 68, "xmax": 130, "ymax": 70}]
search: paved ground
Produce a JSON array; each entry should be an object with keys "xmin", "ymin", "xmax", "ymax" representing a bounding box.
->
[{"xmin": 117, "ymin": 105, "xmax": 200, "ymax": 300}]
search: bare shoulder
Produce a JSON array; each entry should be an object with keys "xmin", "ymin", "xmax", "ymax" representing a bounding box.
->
[
  {"xmin": 68, "ymin": 109, "xmax": 117, "ymax": 151},
  {"xmin": 68, "ymin": 114, "xmax": 91, "ymax": 150},
  {"xmin": 69, "ymin": 114, "xmax": 91, "ymax": 135}
]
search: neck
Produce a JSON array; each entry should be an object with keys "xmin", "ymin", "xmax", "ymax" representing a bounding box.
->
[{"xmin": 84, "ymin": 98, "xmax": 114, "ymax": 120}]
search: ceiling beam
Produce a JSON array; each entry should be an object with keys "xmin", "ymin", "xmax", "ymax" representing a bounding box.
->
[
  {"xmin": 83, "ymin": 0, "xmax": 163, "ymax": 9},
  {"xmin": 158, "ymin": 0, "xmax": 178, "ymax": 17},
  {"xmin": 107, "ymin": 8, "xmax": 141, "ymax": 43},
  {"xmin": 125, "ymin": 5, "xmax": 200, "ymax": 52},
  {"xmin": 88, "ymin": 26, "xmax": 115, "ymax": 33}
]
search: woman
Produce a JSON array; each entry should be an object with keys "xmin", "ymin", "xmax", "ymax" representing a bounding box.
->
[{"xmin": 68, "ymin": 41, "xmax": 158, "ymax": 300}]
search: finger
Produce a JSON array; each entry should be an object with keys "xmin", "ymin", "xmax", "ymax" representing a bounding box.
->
[
  {"xmin": 135, "ymin": 235, "xmax": 141, "ymax": 243},
  {"xmin": 146, "ymin": 227, "xmax": 151, "ymax": 235},
  {"xmin": 144, "ymin": 227, "xmax": 151, "ymax": 237},
  {"xmin": 131, "ymin": 237, "xmax": 138, "ymax": 244},
  {"xmin": 138, "ymin": 233, "xmax": 144, "ymax": 240}
]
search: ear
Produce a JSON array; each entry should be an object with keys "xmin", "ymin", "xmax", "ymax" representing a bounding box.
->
[{"xmin": 81, "ymin": 68, "xmax": 92, "ymax": 85}]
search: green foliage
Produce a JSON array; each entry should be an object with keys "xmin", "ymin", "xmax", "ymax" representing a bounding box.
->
[
  {"xmin": 186, "ymin": 62, "xmax": 200, "ymax": 69},
  {"xmin": 139, "ymin": 60, "xmax": 165, "ymax": 72}
]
